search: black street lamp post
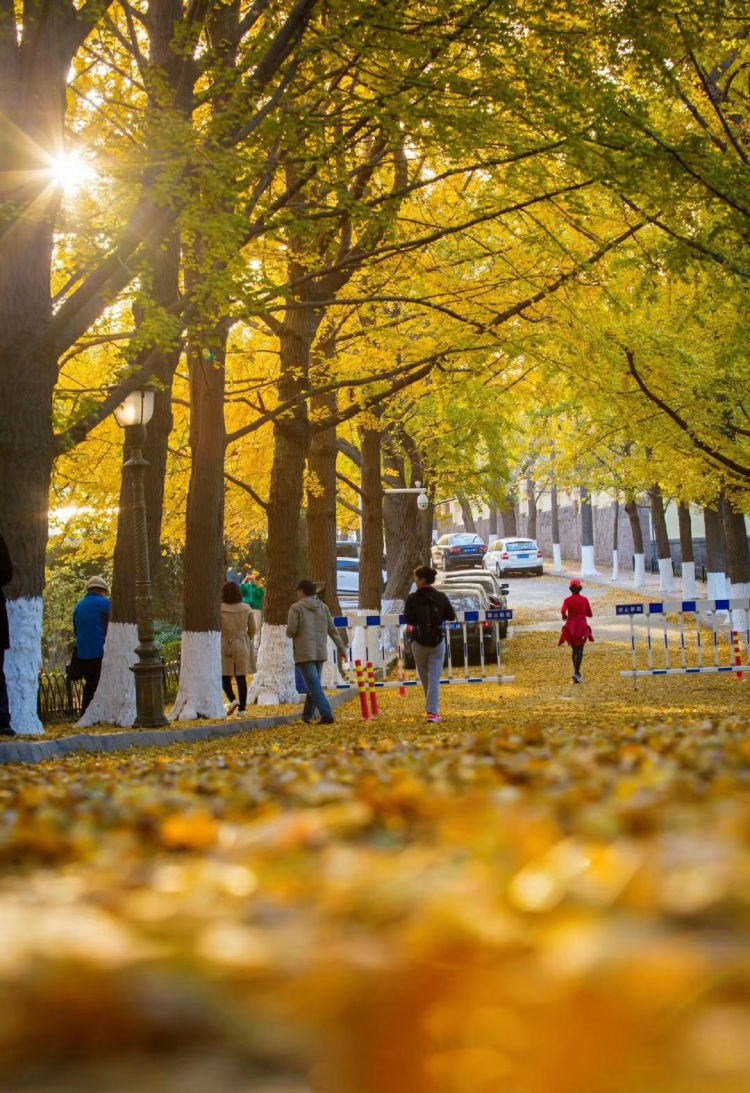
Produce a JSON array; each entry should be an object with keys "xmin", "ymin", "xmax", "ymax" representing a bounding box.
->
[{"xmin": 113, "ymin": 390, "xmax": 168, "ymax": 728}]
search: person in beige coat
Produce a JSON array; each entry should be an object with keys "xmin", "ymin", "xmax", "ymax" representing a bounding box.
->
[{"xmin": 221, "ymin": 581, "xmax": 256, "ymax": 714}]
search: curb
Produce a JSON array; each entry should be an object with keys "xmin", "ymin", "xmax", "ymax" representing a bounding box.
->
[{"xmin": 0, "ymin": 689, "xmax": 358, "ymax": 767}]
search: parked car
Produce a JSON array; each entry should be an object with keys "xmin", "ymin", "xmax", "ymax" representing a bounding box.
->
[
  {"xmin": 336, "ymin": 540, "xmax": 360, "ymax": 560},
  {"xmin": 431, "ymin": 532, "xmax": 487, "ymax": 571},
  {"xmin": 436, "ymin": 573, "xmax": 509, "ymax": 638},
  {"xmin": 404, "ymin": 587, "xmax": 498, "ymax": 668},
  {"xmin": 336, "ymin": 556, "xmax": 387, "ymax": 596},
  {"xmin": 436, "ymin": 568, "xmax": 509, "ymax": 606},
  {"xmin": 484, "ymin": 537, "xmax": 543, "ymax": 576}
]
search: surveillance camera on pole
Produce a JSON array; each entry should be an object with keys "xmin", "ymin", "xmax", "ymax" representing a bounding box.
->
[{"xmin": 383, "ymin": 478, "xmax": 430, "ymax": 511}]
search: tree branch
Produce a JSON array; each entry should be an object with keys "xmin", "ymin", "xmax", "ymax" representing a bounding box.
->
[
  {"xmin": 224, "ymin": 471, "xmax": 269, "ymax": 510},
  {"xmin": 625, "ymin": 348, "xmax": 750, "ymax": 482}
]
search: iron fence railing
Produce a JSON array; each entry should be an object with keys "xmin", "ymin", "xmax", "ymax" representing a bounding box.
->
[{"xmin": 38, "ymin": 659, "xmax": 181, "ymax": 724}]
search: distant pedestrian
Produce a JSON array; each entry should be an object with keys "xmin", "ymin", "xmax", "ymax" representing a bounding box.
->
[
  {"xmin": 73, "ymin": 576, "xmax": 110, "ymax": 713},
  {"xmin": 404, "ymin": 565, "xmax": 456, "ymax": 723},
  {"xmin": 240, "ymin": 571, "xmax": 265, "ymax": 646},
  {"xmin": 221, "ymin": 581, "xmax": 255, "ymax": 715},
  {"xmin": 287, "ymin": 579, "xmax": 348, "ymax": 725},
  {"xmin": 0, "ymin": 533, "xmax": 14, "ymax": 736},
  {"xmin": 226, "ymin": 565, "xmax": 242, "ymax": 587},
  {"xmin": 558, "ymin": 578, "xmax": 594, "ymax": 683}
]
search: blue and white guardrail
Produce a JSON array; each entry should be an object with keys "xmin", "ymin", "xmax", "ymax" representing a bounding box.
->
[
  {"xmin": 332, "ymin": 609, "xmax": 515, "ymax": 688},
  {"xmin": 615, "ymin": 597, "xmax": 749, "ymax": 678}
]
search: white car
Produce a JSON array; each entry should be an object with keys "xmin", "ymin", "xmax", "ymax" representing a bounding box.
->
[
  {"xmin": 336, "ymin": 557, "xmax": 387, "ymax": 595},
  {"xmin": 483, "ymin": 537, "xmax": 543, "ymax": 577}
]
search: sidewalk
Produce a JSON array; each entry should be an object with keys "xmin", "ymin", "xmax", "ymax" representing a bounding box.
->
[{"xmin": 552, "ymin": 558, "xmax": 695, "ymax": 601}]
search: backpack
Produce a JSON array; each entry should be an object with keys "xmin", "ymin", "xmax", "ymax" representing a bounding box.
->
[{"xmin": 412, "ymin": 594, "xmax": 445, "ymax": 647}]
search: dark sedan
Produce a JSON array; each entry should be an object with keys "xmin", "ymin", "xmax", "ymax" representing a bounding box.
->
[
  {"xmin": 431, "ymin": 532, "xmax": 487, "ymax": 571},
  {"xmin": 404, "ymin": 588, "xmax": 498, "ymax": 668}
]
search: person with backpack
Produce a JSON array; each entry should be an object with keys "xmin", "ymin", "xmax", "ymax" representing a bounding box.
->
[
  {"xmin": 558, "ymin": 577, "xmax": 594, "ymax": 683},
  {"xmin": 404, "ymin": 565, "xmax": 456, "ymax": 723}
]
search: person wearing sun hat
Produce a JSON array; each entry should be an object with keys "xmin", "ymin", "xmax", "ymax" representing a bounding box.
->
[
  {"xmin": 73, "ymin": 575, "xmax": 111, "ymax": 712},
  {"xmin": 558, "ymin": 578, "xmax": 594, "ymax": 684}
]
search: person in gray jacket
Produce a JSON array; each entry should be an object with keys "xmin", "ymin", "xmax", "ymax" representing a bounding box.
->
[{"xmin": 287, "ymin": 580, "xmax": 348, "ymax": 724}]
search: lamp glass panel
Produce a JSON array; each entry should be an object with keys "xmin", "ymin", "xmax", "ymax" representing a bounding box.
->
[
  {"xmin": 140, "ymin": 389, "xmax": 155, "ymax": 425},
  {"xmin": 113, "ymin": 390, "xmax": 153, "ymax": 427}
]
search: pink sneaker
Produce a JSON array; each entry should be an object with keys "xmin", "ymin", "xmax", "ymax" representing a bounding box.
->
[{"xmin": 426, "ymin": 714, "xmax": 442, "ymax": 723}]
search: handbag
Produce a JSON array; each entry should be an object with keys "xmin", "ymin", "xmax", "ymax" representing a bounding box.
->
[{"xmin": 66, "ymin": 646, "xmax": 85, "ymax": 682}]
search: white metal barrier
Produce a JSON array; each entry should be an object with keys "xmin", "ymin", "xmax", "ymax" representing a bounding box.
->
[
  {"xmin": 615, "ymin": 597, "xmax": 749, "ymax": 679},
  {"xmin": 332, "ymin": 609, "xmax": 515, "ymax": 689}
]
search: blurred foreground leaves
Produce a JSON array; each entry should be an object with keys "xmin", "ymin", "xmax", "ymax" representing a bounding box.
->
[{"xmin": 0, "ymin": 633, "xmax": 748, "ymax": 1092}]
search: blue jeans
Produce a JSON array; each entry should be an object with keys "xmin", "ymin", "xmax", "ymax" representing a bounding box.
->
[
  {"xmin": 411, "ymin": 639, "xmax": 445, "ymax": 716},
  {"xmin": 297, "ymin": 661, "xmax": 333, "ymax": 722},
  {"xmin": 0, "ymin": 648, "xmax": 9, "ymax": 729}
]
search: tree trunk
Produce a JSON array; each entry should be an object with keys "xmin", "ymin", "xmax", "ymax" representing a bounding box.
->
[
  {"xmin": 307, "ymin": 390, "xmax": 341, "ymax": 618},
  {"xmin": 359, "ymin": 423, "xmax": 383, "ymax": 611},
  {"xmin": 678, "ymin": 503, "xmax": 696, "ymax": 598},
  {"xmin": 525, "ymin": 477, "xmax": 537, "ymax": 540},
  {"xmin": 171, "ymin": 333, "xmax": 228, "ymax": 721},
  {"xmin": 650, "ymin": 485, "xmax": 674, "ymax": 592},
  {"xmin": 76, "ymin": 443, "xmax": 139, "ymax": 727},
  {"xmin": 625, "ymin": 498, "xmax": 645, "ymax": 587},
  {"xmin": 488, "ymin": 506, "xmax": 499, "ymax": 538},
  {"xmin": 720, "ymin": 497, "xmax": 750, "ymax": 634},
  {"xmin": 77, "ymin": 235, "xmax": 181, "ymax": 727},
  {"xmin": 611, "ymin": 499, "xmax": 619, "ymax": 581},
  {"xmin": 383, "ymin": 494, "xmax": 423, "ymax": 605},
  {"xmin": 249, "ymin": 308, "xmax": 315, "ymax": 705},
  {"xmin": 382, "ymin": 443, "xmax": 422, "ymax": 607},
  {"xmin": 704, "ymin": 504, "xmax": 727, "ymax": 599},
  {"xmin": 457, "ymin": 493, "xmax": 477, "ymax": 534},
  {"xmin": 579, "ymin": 486, "xmax": 598, "ymax": 576},
  {"xmin": 550, "ymin": 484, "xmax": 562, "ymax": 572},
  {"xmin": 500, "ymin": 494, "xmax": 517, "ymax": 538},
  {"xmin": 0, "ymin": 14, "xmax": 76, "ymax": 734}
]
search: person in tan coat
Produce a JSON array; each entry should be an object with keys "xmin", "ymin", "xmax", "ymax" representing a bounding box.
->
[{"xmin": 221, "ymin": 581, "xmax": 256, "ymax": 714}]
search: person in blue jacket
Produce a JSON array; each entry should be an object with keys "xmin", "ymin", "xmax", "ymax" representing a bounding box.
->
[{"xmin": 73, "ymin": 576, "xmax": 110, "ymax": 712}]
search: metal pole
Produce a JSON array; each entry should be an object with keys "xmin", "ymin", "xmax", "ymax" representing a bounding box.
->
[{"xmin": 124, "ymin": 424, "xmax": 168, "ymax": 728}]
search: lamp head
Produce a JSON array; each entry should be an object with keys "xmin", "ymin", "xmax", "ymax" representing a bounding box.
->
[
  {"xmin": 417, "ymin": 490, "xmax": 429, "ymax": 511},
  {"xmin": 113, "ymin": 388, "xmax": 155, "ymax": 428}
]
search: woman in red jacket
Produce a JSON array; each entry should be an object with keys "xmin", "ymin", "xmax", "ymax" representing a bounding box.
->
[{"xmin": 558, "ymin": 578, "xmax": 594, "ymax": 683}]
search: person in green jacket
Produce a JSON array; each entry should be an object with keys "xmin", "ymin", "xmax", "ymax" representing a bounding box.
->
[{"xmin": 240, "ymin": 571, "xmax": 265, "ymax": 647}]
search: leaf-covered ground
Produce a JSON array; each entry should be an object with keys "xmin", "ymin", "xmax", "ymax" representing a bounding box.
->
[{"xmin": 0, "ymin": 631, "xmax": 748, "ymax": 1092}]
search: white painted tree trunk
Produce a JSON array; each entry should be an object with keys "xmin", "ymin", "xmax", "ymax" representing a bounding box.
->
[
  {"xmin": 658, "ymin": 557, "xmax": 675, "ymax": 594},
  {"xmin": 170, "ymin": 631, "xmax": 226, "ymax": 722},
  {"xmin": 728, "ymin": 582, "xmax": 749, "ymax": 648},
  {"xmin": 682, "ymin": 561, "xmax": 697, "ymax": 600},
  {"xmin": 707, "ymin": 571, "xmax": 728, "ymax": 601},
  {"xmin": 580, "ymin": 545, "xmax": 598, "ymax": 577},
  {"xmin": 351, "ymin": 609, "xmax": 377, "ymax": 665},
  {"xmin": 380, "ymin": 597, "xmax": 404, "ymax": 655},
  {"xmin": 6, "ymin": 598, "xmax": 43, "ymax": 735},
  {"xmin": 247, "ymin": 624, "xmax": 298, "ymax": 705},
  {"xmin": 611, "ymin": 549, "xmax": 619, "ymax": 582},
  {"xmin": 320, "ymin": 636, "xmax": 347, "ymax": 688},
  {"xmin": 633, "ymin": 553, "xmax": 646, "ymax": 587},
  {"xmin": 552, "ymin": 544, "xmax": 562, "ymax": 573},
  {"xmin": 76, "ymin": 622, "xmax": 137, "ymax": 728}
]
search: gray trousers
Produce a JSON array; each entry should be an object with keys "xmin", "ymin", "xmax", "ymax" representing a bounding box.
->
[{"xmin": 411, "ymin": 639, "xmax": 445, "ymax": 715}]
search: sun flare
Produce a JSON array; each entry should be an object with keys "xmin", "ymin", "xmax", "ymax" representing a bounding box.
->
[{"xmin": 48, "ymin": 150, "xmax": 93, "ymax": 195}]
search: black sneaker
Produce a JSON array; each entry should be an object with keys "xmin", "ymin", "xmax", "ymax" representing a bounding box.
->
[
  {"xmin": 320, "ymin": 717, "xmax": 335, "ymax": 724},
  {"xmin": 0, "ymin": 726, "xmax": 16, "ymax": 737}
]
